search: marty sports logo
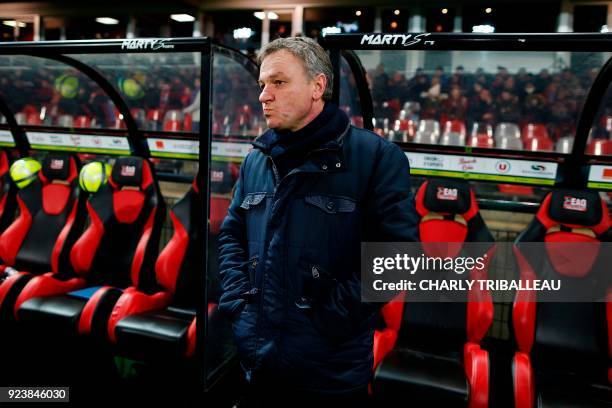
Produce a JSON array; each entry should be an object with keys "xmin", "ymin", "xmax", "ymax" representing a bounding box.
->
[
  {"xmin": 360, "ymin": 33, "xmax": 431, "ymax": 47},
  {"xmin": 436, "ymin": 187, "xmax": 458, "ymax": 201},
  {"xmin": 121, "ymin": 39, "xmax": 174, "ymax": 50}
]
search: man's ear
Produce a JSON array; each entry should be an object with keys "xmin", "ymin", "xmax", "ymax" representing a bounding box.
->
[{"xmin": 312, "ymin": 73, "xmax": 327, "ymax": 101}]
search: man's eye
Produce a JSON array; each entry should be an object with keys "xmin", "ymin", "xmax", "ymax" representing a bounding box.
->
[
  {"xmin": 274, "ymin": 80, "xmax": 284, "ymax": 86},
  {"xmin": 258, "ymin": 83, "xmax": 265, "ymax": 90}
]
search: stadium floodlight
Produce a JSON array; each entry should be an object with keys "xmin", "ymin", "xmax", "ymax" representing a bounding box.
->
[
  {"xmin": 95, "ymin": 17, "xmax": 119, "ymax": 25},
  {"xmin": 171, "ymin": 14, "xmax": 195, "ymax": 22},
  {"xmin": 321, "ymin": 26, "xmax": 342, "ymax": 37},
  {"xmin": 233, "ymin": 27, "xmax": 254, "ymax": 39},
  {"xmin": 254, "ymin": 12, "xmax": 279, "ymax": 20},
  {"xmin": 3, "ymin": 21, "xmax": 26, "ymax": 27},
  {"xmin": 473, "ymin": 24, "xmax": 495, "ymax": 33}
]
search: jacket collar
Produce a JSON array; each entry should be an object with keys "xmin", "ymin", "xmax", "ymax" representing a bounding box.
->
[{"xmin": 253, "ymin": 122, "xmax": 351, "ymax": 174}]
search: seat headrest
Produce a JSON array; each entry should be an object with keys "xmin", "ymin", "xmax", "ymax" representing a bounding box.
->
[
  {"xmin": 417, "ymin": 178, "xmax": 473, "ymax": 215},
  {"xmin": 547, "ymin": 189, "xmax": 602, "ymax": 227},
  {"xmin": 41, "ymin": 154, "xmax": 75, "ymax": 182},
  {"xmin": 111, "ymin": 157, "xmax": 145, "ymax": 188}
]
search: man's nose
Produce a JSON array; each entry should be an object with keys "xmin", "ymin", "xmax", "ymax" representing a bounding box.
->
[{"xmin": 259, "ymin": 85, "xmax": 273, "ymax": 104}]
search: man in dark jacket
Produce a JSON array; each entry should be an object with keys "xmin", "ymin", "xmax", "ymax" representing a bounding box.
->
[{"xmin": 218, "ymin": 37, "xmax": 419, "ymax": 407}]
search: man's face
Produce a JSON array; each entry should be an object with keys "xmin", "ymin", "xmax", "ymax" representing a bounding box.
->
[{"xmin": 258, "ymin": 50, "xmax": 322, "ymax": 132}]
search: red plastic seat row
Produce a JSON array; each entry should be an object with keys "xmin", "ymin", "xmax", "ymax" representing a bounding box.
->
[
  {"xmin": 0, "ymin": 154, "xmax": 85, "ymax": 320},
  {"xmin": 15, "ymin": 161, "xmax": 222, "ymax": 363},
  {"xmin": 17, "ymin": 157, "xmax": 166, "ymax": 339}
]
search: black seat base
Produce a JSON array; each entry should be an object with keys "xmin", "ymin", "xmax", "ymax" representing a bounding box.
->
[
  {"xmin": 18, "ymin": 295, "xmax": 86, "ymax": 332},
  {"xmin": 537, "ymin": 373, "xmax": 612, "ymax": 408},
  {"xmin": 18, "ymin": 287, "xmax": 123, "ymax": 338},
  {"xmin": 115, "ymin": 307, "xmax": 195, "ymax": 360},
  {"xmin": 373, "ymin": 348, "xmax": 468, "ymax": 405}
]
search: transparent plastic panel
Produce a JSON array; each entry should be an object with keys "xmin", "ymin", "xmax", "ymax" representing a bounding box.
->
[
  {"xmin": 0, "ymin": 55, "xmax": 119, "ymax": 129},
  {"xmin": 356, "ymin": 50, "xmax": 609, "ymax": 153},
  {"xmin": 68, "ymin": 52, "xmax": 200, "ymax": 133}
]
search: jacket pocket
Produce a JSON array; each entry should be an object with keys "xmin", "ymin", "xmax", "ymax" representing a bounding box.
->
[
  {"xmin": 240, "ymin": 192, "xmax": 269, "ymax": 244},
  {"xmin": 241, "ymin": 255, "xmax": 261, "ymax": 304},
  {"xmin": 304, "ymin": 195, "xmax": 356, "ymax": 214},
  {"xmin": 298, "ymin": 259, "xmax": 337, "ymax": 305},
  {"xmin": 289, "ymin": 194, "xmax": 359, "ymax": 257}
]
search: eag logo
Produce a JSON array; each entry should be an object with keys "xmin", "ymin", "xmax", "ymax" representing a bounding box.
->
[
  {"xmin": 563, "ymin": 196, "xmax": 587, "ymax": 212},
  {"xmin": 436, "ymin": 187, "xmax": 458, "ymax": 201},
  {"xmin": 50, "ymin": 159, "xmax": 64, "ymax": 170},
  {"xmin": 120, "ymin": 165, "xmax": 136, "ymax": 177},
  {"xmin": 211, "ymin": 170, "xmax": 224, "ymax": 183},
  {"xmin": 121, "ymin": 39, "xmax": 174, "ymax": 51},
  {"xmin": 360, "ymin": 33, "xmax": 431, "ymax": 47},
  {"xmin": 531, "ymin": 164, "xmax": 546, "ymax": 171}
]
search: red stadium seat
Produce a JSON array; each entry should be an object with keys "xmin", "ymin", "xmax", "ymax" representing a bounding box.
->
[
  {"xmin": 163, "ymin": 110, "xmax": 183, "ymax": 132},
  {"xmin": 372, "ymin": 179, "xmax": 494, "ymax": 408},
  {"xmin": 525, "ymin": 136, "xmax": 553, "ymax": 152},
  {"xmin": 441, "ymin": 119, "xmax": 467, "ymax": 146},
  {"xmin": 73, "ymin": 116, "xmax": 91, "ymax": 128},
  {"xmin": 470, "ymin": 123, "xmax": 495, "ymax": 148},
  {"xmin": 522, "ymin": 124, "xmax": 549, "ymax": 143},
  {"xmin": 146, "ymin": 109, "xmax": 163, "ymax": 131},
  {"xmin": 586, "ymin": 139, "xmax": 612, "ymax": 156},
  {"xmin": 512, "ymin": 189, "xmax": 611, "ymax": 407},
  {"xmin": 113, "ymin": 175, "xmax": 221, "ymax": 359},
  {"xmin": 25, "ymin": 112, "xmax": 42, "ymax": 126},
  {"xmin": 184, "ymin": 112, "xmax": 193, "ymax": 131},
  {"xmin": 470, "ymin": 134, "xmax": 495, "ymax": 148}
]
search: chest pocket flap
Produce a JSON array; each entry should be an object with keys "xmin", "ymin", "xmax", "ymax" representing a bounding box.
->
[
  {"xmin": 240, "ymin": 192, "xmax": 267, "ymax": 210},
  {"xmin": 304, "ymin": 195, "xmax": 356, "ymax": 214}
]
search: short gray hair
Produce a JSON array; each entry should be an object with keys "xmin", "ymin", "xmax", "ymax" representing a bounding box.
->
[{"xmin": 257, "ymin": 37, "xmax": 333, "ymax": 101}]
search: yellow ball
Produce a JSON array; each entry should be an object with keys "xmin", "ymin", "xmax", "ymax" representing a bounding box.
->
[
  {"xmin": 55, "ymin": 74, "xmax": 80, "ymax": 99},
  {"xmin": 10, "ymin": 158, "xmax": 41, "ymax": 189},
  {"xmin": 79, "ymin": 161, "xmax": 112, "ymax": 193},
  {"xmin": 119, "ymin": 78, "xmax": 145, "ymax": 100}
]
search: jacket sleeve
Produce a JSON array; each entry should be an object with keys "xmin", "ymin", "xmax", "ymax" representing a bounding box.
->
[
  {"xmin": 312, "ymin": 140, "xmax": 419, "ymax": 341},
  {"xmin": 364, "ymin": 140, "xmax": 419, "ymax": 242},
  {"xmin": 217, "ymin": 156, "xmax": 251, "ymax": 319}
]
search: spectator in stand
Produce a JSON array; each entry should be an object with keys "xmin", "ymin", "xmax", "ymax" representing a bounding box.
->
[
  {"xmin": 388, "ymin": 72, "xmax": 410, "ymax": 106},
  {"xmin": 433, "ymin": 65, "xmax": 448, "ymax": 93},
  {"xmin": 496, "ymin": 89, "xmax": 521, "ymax": 123},
  {"xmin": 406, "ymin": 71, "xmax": 429, "ymax": 102},
  {"xmin": 420, "ymin": 76, "xmax": 446, "ymax": 119},
  {"xmin": 535, "ymin": 68, "xmax": 552, "ymax": 93},
  {"xmin": 442, "ymin": 85, "xmax": 469, "ymax": 121},
  {"xmin": 522, "ymin": 82, "xmax": 548, "ymax": 123},
  {"xmin": 372, "ymin": 63, "xmax": 389, "ymax": 106},
  {"xmin": 183, "ymin": 78, "xmax": 201, "ymax": 132},
  {"xmin": 470, "ymin": 88, "xmax": 496, "ymax": 124}
]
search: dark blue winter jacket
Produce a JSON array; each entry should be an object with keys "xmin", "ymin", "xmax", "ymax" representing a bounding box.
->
[{"xmin": 218, "ymin": 120, "xmax": 419, "ymax": 394}]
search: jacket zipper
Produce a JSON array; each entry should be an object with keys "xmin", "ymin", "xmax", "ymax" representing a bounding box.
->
[
  {"xmin": 250, "ymin": 123, "xmax": 350, "ymax": 370},
  {"xmin": 252, "ymin": 156, "xmax": 281, "ymax": 370}
]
